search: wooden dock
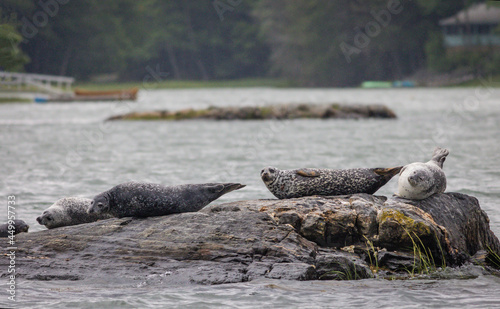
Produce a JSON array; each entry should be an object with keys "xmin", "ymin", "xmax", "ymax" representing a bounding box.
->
[
  {"xmin": 0, "ymin": 71, "xmax": 74, "ymax": 95},
  {"xmin": 0, "ymin": 71, "xmax": 137, "ymax": 103}
]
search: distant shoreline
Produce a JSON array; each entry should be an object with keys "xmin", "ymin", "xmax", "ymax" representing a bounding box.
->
[
  {"xmin": 73, "ymin": 78, "xmax": 295, "ymax": 91},
  {"xmin": 0, "ymin": 76, "xmax": 498, "ymax": 103},
  {"xmin": 71, "ymin": 75, "xmax": 500, "ymax": 90}
]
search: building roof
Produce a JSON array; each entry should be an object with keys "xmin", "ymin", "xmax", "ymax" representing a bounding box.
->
[{"xmin": 440, "ymin": 3, "xmax": 500, "ymax": 25}]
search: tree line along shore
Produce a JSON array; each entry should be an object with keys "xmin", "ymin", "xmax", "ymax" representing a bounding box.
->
[{"xmin": 2, "ymin": 1, "xmax": 499, "ymax": 87}]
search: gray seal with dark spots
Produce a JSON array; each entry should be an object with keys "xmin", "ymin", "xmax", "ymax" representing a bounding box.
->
[
  {"xmin": 0, "ymin": 220, "xmax": 29, "ymax": 237},
  {"xmin": 88, "ymin": 182, "xmax": 246, "ymax": 218},
  {"xmin": 397, "ymin": 147, "xmax": 449, "ymax": 200},
  {"xmin": 37, "ymin": 197, "xmax": 113, "ymax": 229},
  {"xmin": 261, "ymin": 166, "xmax": 402, "ymax": 199}
]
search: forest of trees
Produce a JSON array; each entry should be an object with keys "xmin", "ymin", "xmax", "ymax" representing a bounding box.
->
[{"xmin": 0, "ymin": 0, "xmax": 495, "ymax": 86}]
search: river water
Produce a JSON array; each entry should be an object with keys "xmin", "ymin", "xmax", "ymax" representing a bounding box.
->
[{"xmin": 1, "ymin": 87, "xmax": 500, "ymax": 308}]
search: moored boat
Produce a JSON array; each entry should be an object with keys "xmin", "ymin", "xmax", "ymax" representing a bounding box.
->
[
  {"xmin": 74, "ymin": 87, "xmax": 139, "ymax": 100},
  {"xmin": 35, "ymin": 87, "xmax": 139, "ymax": 103}
]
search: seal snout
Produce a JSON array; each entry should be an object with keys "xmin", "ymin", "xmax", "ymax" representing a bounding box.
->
[
  {"xmin": 19, "ymin": 222, "xmax": 29, "ymax": 233},
  {"xmin": 36, "ymin": 212, "xmax": 53, "ymax": 225},
  {"xmin": 87, "ymin": 201, "xmax": 96, "ymax": 214},
  {"xmin": 408, "ymin": 172, "xmax": 426, "ymax": 186},
  {"xmin": 261, "ymin": 172, "xmax": 271, "ymax": 182},
  {"xmin": 261, "ymin": 167, "xmax": 278, "ymax": 183}
]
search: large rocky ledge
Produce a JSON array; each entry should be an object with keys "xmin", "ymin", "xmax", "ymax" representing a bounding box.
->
[
  {"xmin": 2, "ymin": 193, "xmax": 499, "ymax": 284},
  {"xmin": 106, "ymin": 103, "xmax": 397, "ymax": 121}
]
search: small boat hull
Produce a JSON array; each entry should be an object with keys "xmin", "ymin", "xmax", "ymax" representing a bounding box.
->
[
  {"xmin": 34, "ymin": 88, "xmax": 139, "ymax": 103},
  {"xmin": 74, "ymin": 87, "xmax": 138, "ymax": 100}
]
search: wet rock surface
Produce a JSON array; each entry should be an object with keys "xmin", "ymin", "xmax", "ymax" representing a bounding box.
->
[
  {"xmin": 106, "ymin": 103, "xmax": 397, "ymax": 121},
  {"xmin": 2, "ymin": 193, "xmax": 499, "ymax": 284}
]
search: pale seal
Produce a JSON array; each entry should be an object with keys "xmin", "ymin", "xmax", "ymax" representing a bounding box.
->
[
  {"xmin": 0, "ymin": 220, "xmax": 29, "ymax": 237},
  {"xmin": 261, "ymin": 166, "xmax": 402, "ymax": 199},
  {"xmin": 36, "ymin": 197, "xmax": 113, "ymax": 229},
  {"xmin": 396, "ymin": 147, "xmax": 449, "ymax": 200},
  {"xmin": 88, "ymin": 182, "xmax": 246, "ymax": 218}
]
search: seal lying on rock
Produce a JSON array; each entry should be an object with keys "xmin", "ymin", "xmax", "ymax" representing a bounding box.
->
[
  {"xmin": 396, "ymin": 147, "xmax": 449, "ymax": 200},
  {"xmin": 0, "ymin": 220, "xmax": 29, "ymax": 237},
  {"xmin": 261, "ymin": 166, "xmax": 402, "ymax": 199},
  {"xmin": 37, "ymin": 197, "xmax": 113, "ymax": 229},
  {"xmin": 88, "ymin": 182, "xmax": 246, "ymax": 218}
]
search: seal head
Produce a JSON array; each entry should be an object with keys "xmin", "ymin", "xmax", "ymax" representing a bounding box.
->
[
  {"xmin": 88, "ymin": 192, "xmax": 111, "ymax": 215},
  {"xmin": 0, "ymin": 220, "xmax": 29, "ymax": 237},
  {"xmin": 37, "ymin": 197, "xmax": 112, "ymax": 229},
  {"xmin": 37, "ymin": 207, "xmax": 64, "ymax": 227},
  {"xmin": 261, "ymin": 167, "xmax": 279, "ymax": 185}
]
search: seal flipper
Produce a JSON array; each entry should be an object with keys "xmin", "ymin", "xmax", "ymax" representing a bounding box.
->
[
  {"xmin": 430, "ymin": 147, "xmax": 449, "ymax": 168},
  {"xmin": 374, "ymin": 166, "xmax": 403, "ymax": 180},
  {"xmin": 207, "ymin": 183, "xmax": 246, "ymax": 195},
  {"xmin": 296, "ymin": 169, "xmax": 321, "ymax": 177}
]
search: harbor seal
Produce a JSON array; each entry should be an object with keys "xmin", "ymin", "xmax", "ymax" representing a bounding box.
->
[
  {"xmin": 88, "ymin": 182, "xmax": 246, "ymax": 218},
  {"xmin": 36, "ymin": 197, "xmax": 113, "ymax": 229},
  {"xmin": 0, "ymin": 220, "xmax": 29, "ymax": 237},
  {"xmin": 261, "ymin": 166, "xmax": 402, "ymax": 199},
  {"xmin": 396, "ymin": 147, "xmax": 449, "ymax": 200}
]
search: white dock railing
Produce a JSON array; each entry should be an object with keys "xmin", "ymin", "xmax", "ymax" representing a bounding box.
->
[{"xmin": 0, "ymin": 71, "xmax": 74, "ymax": 94}]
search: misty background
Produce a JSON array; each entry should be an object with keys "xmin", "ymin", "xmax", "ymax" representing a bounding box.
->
[{"xmin": 1, "ymin": 0, "xmax": 499, "ymax": 87}]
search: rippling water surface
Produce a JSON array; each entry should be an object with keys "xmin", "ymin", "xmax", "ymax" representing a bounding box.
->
[{"xmin": 1, "ymin": 87, "xmax": 500, "ymax": 308}]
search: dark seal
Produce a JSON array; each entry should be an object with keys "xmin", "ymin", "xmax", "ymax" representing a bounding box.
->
[
  {"xmin": 88, "ymin": 182, "xmax": 246, "ymax": 218},
  {"xmin": 261, "ymin": 166, "xmax": 402, "ymax": 199},
  {"xmin": 0, "ymin": 220, "xmax": 29, "ymax": 237}
]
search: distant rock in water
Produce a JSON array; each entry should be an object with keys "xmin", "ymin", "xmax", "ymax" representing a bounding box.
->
[
  {"xmin": 106, "ymin": 103, "xmax": 397, "ymax": 121},
  {"xmin": 5, "ymin": 193, "xmax": 499, "ymax": 284}
]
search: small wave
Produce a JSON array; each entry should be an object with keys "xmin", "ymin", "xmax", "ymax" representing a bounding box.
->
[{"xmin": 0, "ymin": 119, "xmax": 97, "ymax": 126}]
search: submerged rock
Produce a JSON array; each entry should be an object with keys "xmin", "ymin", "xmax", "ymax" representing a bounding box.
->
[
  {"xmin": 2, "ymin": 193, "xmax": 498, "ymax": 284},
  {"xmin": 106, "ymin": 103, "xmax": 397, "ymax": 121}
]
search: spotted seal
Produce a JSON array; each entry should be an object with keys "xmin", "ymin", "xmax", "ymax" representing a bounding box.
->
[
  {"xmin": 36, "ymin": 197, "xmax": 113, "ymax": 229},
  {"xmin": 396, "ymin": 147, "xmax": 449, "ymax": 200},
  {"xmin": 0, "ymin": 220, "xmax": 29, "ymax": 237},
  {"xmin": 88, "ymin": 182, "xmax": 246, "ymax": 218},
  {"xmin": 261, "ymin": 166, "xmax": 402, "ymax": 199}
]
